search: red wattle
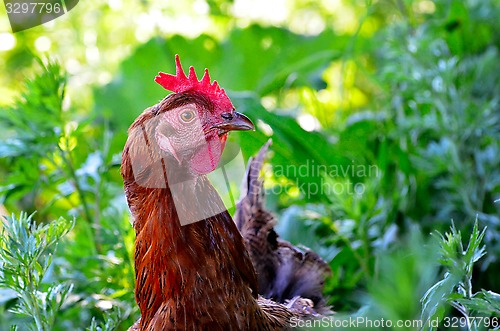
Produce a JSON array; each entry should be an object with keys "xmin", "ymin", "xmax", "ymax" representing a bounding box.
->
[{"xmin": 191, "ymin": 136, "xmax": 223, "ymax": 175}]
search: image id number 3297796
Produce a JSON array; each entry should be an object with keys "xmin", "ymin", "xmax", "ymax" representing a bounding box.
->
[
  {"xmin": 443, "ymin": 316, "xmax": 499, "ymax": 329},
  {"xmin": 5, "ymin": 2, "xmax": 62, "ymax": 14}
]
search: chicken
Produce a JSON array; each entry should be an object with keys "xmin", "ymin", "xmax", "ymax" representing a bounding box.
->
[{"xmin": 121, "ymin": 55, "xmax": 331, "ymax": 330}]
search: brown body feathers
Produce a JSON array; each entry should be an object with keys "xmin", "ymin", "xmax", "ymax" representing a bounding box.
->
[{"xmin": 122, "ymin": 136, "xmax": 331, "ymax": 330}]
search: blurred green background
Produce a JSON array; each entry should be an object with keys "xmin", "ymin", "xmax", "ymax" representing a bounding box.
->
[{"xmin": 0, "ymin": 0, "xmax": 499, "ymax": 330}]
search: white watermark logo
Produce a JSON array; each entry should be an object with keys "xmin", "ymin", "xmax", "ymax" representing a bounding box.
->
[
  {"xmin": 127, "ymin": 112, "xmax": 379, "ymax": 225},
  {"xmin": 271, "ymin": 160, "xmax": 380, "ymax": 199},
  {"xmin": 289, "ymin": 316, "xmax": 500, "ymax": 329},
  {"xmin": 290, "ymin": 316, "xmax": 434, "ymax": 329}
]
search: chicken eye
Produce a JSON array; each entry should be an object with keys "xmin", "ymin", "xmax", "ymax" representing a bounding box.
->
[{"xmin": 179, "ymin": 110, "xmax": 196, "ymax": 123}]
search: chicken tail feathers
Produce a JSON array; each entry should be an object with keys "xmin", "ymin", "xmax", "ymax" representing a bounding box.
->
[
  {"xmin": 235, "ymin": 140, "xmax": 333, "ymax": 317},
  {"xmin": 235, "ymin": 139, "xmax": 271, "ymax": 230}
]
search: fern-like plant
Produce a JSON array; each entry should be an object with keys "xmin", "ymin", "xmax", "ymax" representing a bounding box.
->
[{"xmin": 0, "ymin": 212, "xmax": 73, "ymax": 331}]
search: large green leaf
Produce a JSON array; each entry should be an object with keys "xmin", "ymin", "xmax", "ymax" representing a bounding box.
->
[{"xmin": 234, "ymin": 94, "xmax": 351, "ymax": 202}]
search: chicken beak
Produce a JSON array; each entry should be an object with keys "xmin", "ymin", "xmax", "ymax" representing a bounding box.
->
[{"xmin": 211, "ymin": 112, "xmax": 255, "ymax": 132}]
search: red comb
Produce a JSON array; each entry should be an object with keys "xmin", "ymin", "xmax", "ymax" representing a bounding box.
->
[{"xmin": 155, "ymin": 54, "xmax": 234, "ymax": 111}]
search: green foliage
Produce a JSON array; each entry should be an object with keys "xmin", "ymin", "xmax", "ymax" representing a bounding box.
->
[
  {"xmin": 0, "ymin": 212, "xmax": 73, "ymax": 331},
  {"xmin": 0, "ymin": 57, "xmax": 136, "ymax": 330},
  {"xmin": 421, "ymin": 220, "xmax": 500, "ymax": 330},
  {"xmin": 87, "ymin": 309, "xmax": 124, "ymax": 331},
  {"xmin": 0, "ymin": 58, "xmax": 65, "ymax": 159},
  {"xmin": 294, "ymin": 0, "xmax": 500, "ymax": 313},
  {"xmin": 366, "ymin": 229, "xmax": 439, "ymax": 328},
  {"xmin": 0, "ymin": 0, "xmax": 499, "ymax": 329}
]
